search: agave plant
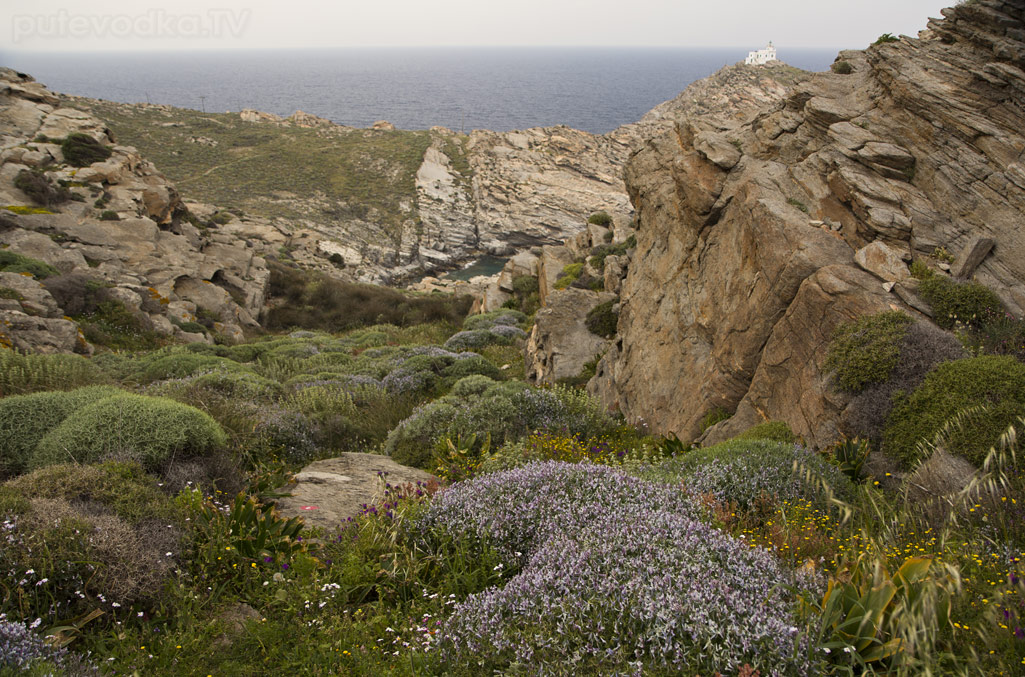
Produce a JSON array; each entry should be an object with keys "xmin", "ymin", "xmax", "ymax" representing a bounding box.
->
[
  {"xmin": 832, "ymin": 437, "xmax": 871, "ymax": 483},
  {"xmin": 817, "ymin": 555, "xmax": 935, "ymax": 664}
]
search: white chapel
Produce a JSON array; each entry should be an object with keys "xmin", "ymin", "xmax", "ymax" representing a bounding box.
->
[{"xmin": 745, "ymin": 42, "xmax": 778, "ymax": 66}]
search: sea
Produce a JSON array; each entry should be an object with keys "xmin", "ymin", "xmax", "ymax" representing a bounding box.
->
[{"xmin": 0, "ymin": 47, "xmax": 838, "ymax": 134}]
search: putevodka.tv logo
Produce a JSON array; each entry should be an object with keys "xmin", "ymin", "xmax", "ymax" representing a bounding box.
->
[{"xmin": 11, "ymin": 9, "xmax": 251, "ymax": 43}]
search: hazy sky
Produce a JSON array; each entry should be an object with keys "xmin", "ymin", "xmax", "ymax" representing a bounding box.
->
[{"xmin": 2, "ymin": 0, "xmax": 953, "ymax": 51}]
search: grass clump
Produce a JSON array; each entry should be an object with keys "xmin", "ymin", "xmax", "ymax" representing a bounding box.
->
[
  {"xmin": 918, "ymin": 276, "xmax": 1004, "ymax": 330},
  {"xmin": 59, "ymin": 133, "xmax": 112, "ymax": 167},
  {"xmin": 873, "ymin": 32, "xmax": 900, "ymax": 45},
  {"xmin": 30, "ymin": 393, "xmax": 227, "ymax": 472},
  {"xmin": 831, "ymin": 60, "xmax": 853, "ymax": 74},
  {"xmin": 883, "ymin": 355, "xmax": 1025, "ymax": 467},
  {"xmin": 0, "ymin": 250, "xmax": 58, "ymax": 279},
  {"xmin": 825, "ymin": 311, "xmax": 914, "ymax": 392},
  {"xmin": 586, "ymin": 211, "xmax": 612, "ymax": 227}
]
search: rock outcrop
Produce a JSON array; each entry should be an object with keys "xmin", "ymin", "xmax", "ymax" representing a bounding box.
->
[
  {"xmin": 592, "ymin": 0, "xmax": 1025, "ymax": 448},
  {"xmin": 0, "ymin": 68, "xmax": 268, "ymax": 352}
]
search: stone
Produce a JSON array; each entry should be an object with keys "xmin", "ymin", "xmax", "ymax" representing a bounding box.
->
[
  {"xmin": 525, "ymin": 288, "xmax": 616, "ymax": 385},
  {"xmin": 0, "ymin": 310, "xmax": 90, "ymax": 354},
  {"xmin": 277, "ymin": 453, "xmax": 435, "ymax": 531},
  {"xmin": 537, "ymin": 245, "xmax": 576, "ymax": 307},
  {"xmin": 372, "ymin": 120, "xmax": 395, "ymax": 131},
  {"xmin": 603, "ymin": 254, "xmax": 627, "ymax": 295},
  {"xmin": 854, "ymin": 241, "xmax": 910, "ymax": 282},
  {"xmin": 0, "ymin": 272, "xmax": 61, "ymax": 318},
  {"xmin": 952, "ymin": 235, "xmax": 995, "ymax": 279},
  {"xmin": 905, "ymin": 447, "xmax": 978, "ymax": 505}
]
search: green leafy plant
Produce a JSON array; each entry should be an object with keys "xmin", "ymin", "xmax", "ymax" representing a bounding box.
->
[
  {"xmin": 831, "ymin": 60, "xmax": 853, "ymax": 75},
  {"xmin": 99, "ymin": 210, "xmax": 119, "ymax": 221},
  {"xmin": 873, "ymin": 33, "xmax": 900, "ymax": 45},
  {"xmin": 816, "ymin": 555, "xmax": 935, "ymax": 664},
  {"xmin": 831, "ymin": 437, "xmax": 871, "ymax": 482},
  {"xmin": 586, "ymin": 211, "xmax": 612, "ymax": 227},
  {"xmin": 553, "ymin": 262, "xmax": 583, "ymax": 290},
  {"xmin": 0, "ymin": 250, "xmax": 59, "ymax": 279},
  {"xmin": 825, "ymin": 311, "xmax": 914, "ymax": 392},
  {"xmin": 196, "ymin": 492, "xmax": 305, "ymax": 561}
]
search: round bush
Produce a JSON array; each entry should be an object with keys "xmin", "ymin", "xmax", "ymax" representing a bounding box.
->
[
  {"xmin": 442, "ymin": 354, "xmax": 502, "ymax": 381},
  {"xmin": 883, "ymin": 355, "xmax": 1025, "ymax": 467},
  {"xmin": 488, "ymin": 324, "xmax": 526, "ymax": 340},
  {"xmin": 450, "ymin": 375, "xmax": 496, "ymax": 398},
  {"xmin": 443, "ymin": 329, "xmax": 510, "ymax": 352},
  {"xmin": 918, "ymin": 276, "xmax": 1003, "ymax": 330},
  {"xmin": 651, "ymin": 439, "xmax": 855, "ymax": 509},
  {"xmin": 733, "ymin": 420, "xmax": 797, "ymax": 444},
  {"xmin": 0, "ymin": 385, "xmax": 122, "ymax": 478},
  {"xmin": 825, "ymin": 311, "xmax": 914, "ymax": 392},
  {"xmin": 137, "ymin": 352, "xmax": 246, "ymax": 383},
  {"xmin": 31, "ymin": 394, "xmax": 227, "ymax": 471},
  {"xmin": 385, "ymin": 398, "xmax": 461, "ymax": 468}
]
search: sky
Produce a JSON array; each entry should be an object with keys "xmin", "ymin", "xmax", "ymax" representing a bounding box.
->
[{"xmin": 1, "ymin": 0, "xmax": 954, "ymax": 52}]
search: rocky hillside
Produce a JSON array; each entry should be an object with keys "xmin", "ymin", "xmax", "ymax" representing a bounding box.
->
[
  {"xmin": 591, "ymin": 0, "xmax": 1025, "ymax": 447},
  {"xmin": 0, "ymin": 68, "xmax": 267, "ymax": 353}
]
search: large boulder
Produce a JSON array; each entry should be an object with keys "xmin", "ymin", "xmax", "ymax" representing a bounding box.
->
[{"xmin": 526, "ymin": 288, "xmax": 616, "ymax": 384}]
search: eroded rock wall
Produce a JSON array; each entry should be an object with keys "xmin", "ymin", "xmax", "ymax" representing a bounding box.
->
[{"xmin": 592, "ymin": 0, "xmax": 1025, "ymax": 447}]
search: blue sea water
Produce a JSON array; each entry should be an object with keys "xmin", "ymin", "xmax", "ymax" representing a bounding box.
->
[{"xmin": 0, "ymin": 47, "xmax": 836, "ymax": 134}]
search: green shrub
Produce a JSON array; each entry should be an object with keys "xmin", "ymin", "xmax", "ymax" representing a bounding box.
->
[
  {"xmin": 442, "ymin": 355, "xmax": 503, "ymax": 382},
  {"xmin": 463, "ymin": 309, "xmax": 526, "ymax": 331},
  {"xmin": 647, "ymin": 439, "xmax": 855, "ymax": 510},
  {"xmin": 909, "ymin": 259, "xmax": 934, "ymax": 280},
  {"xmin": 77, "ymin": 300, "xmax": 164, "ymax": 351},
  {"xmin": 585, "ymin": 299, "xmax": 618, "ymax": 338},
  {"xmin": 0, "ymin": 349, "xmax": 107, "ymax": 396},
  {"xmin": 0, "ymin": 386, "xmax": 122, "ymax": 478},
  {"xmin": 873, "ymin": 33, "xmax": 900, "ymax": 45},
  {"xmin": 13, "ymin": 169, "xmax": 73, "ymax": 208},
  {"xmin": 587, "ymin": 211, "xmax": 612, "ymax": 227},
  {"xmin": 99, "ymin": 210, "xmax": 119, "ymax": 221},
  {"xmin": 831, "ymin": 60, "xmax": 853, "ymax": 74},
  {"xmin": 0, "ymin": 462, "xmax": 183, "ymax": 618},
  {"xmin": 553, "ymin": 262, "xmax": 583, "ymax": 290},
  {"xmin": 824, "ymin": 311, "xmax": 914, "ymax": 392},
  {"xmin": 918, "ymin": 276, "xmax": 1003, "ymax": 330},
  {"xmin": 264, "ymin": 259, "xmax": 472, "ymax": 332},
  {"xmin": 0, "ymin": 250, "xmax": 58, "ymax": 279},
  {"xmin": 843, "ymin": 321, "xmax": 966, "ymax": 443},
  {"xmin": 60, "ymin": 133, "xmax": 112, "ymax": 167},
  {"xmin": 443, "ymin": 329, "xmax": 511, "ymax": 352},
  {"xmin": 31, "ymin": 393, "xmax": 227, "ymax": 472},
  {"xmin": 136, "ymin": 351, "xmax": 246, "ymax": 383},
  {"xmin": 210, "ymin": 211, "xmax": 232, "ymax": 225},
  {"xmin": 883, "ymin": 355, "xmax": 1025, "ymax": 467},
  {"xmin": 588, "ymin": 234, "xmax": 636, "ymax": 273},
  {"xmin": 450, "ymin": 375, "xmax": 496, "ymax": 397},
  {"xmin": 732, "ymin": 421, "xmax": 797, "ymax": 444}
]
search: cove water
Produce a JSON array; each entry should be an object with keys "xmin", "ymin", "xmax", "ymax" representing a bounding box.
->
[{"xmin": 1, "ymin": 47, "xmax": 837, "ymax": 134}]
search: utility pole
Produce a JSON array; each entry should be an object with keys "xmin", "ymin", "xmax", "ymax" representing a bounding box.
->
[{"xmin": 199, "ymin": 95, "xmax": 207, "ymax": 113}]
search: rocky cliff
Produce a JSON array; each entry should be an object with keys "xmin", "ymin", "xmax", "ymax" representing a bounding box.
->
[
  {"xmin": 0, "ymin": 68, "xmax": 268, "ymax": 352},
  {"xmin": 592, "ymin": 0, "xmax": 1025, "ymax": 448}
]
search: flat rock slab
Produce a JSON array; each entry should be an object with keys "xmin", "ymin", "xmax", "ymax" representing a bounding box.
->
[{"xmin": 277, "ymin": 453, "xmax": 436, "ymax": 534}]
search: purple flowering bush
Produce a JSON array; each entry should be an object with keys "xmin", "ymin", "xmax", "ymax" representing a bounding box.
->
[
  {"xmin": 420, "ymin": 462, "xmax": 811, "ymax": 675},
  {"xmin": 0, "ymin": 619, "xmax": 99, "ymax": 675}
]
